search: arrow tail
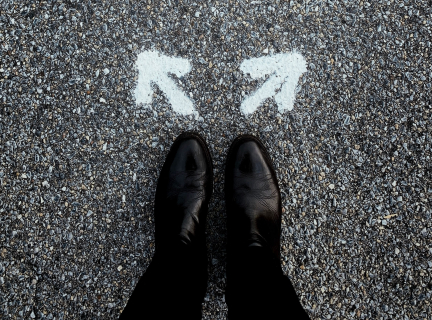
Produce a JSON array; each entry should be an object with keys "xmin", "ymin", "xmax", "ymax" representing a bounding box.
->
[
  {"xmin": 275, "ymin": 59, "xmax": 307, "ymax": 112},
  {"xmin": 240, "ymin": 73, "xmax": 283, "ymax": 115},
  {"xmin": 156, "ymin": 75, "xmax": 195, "ymax": 116}
]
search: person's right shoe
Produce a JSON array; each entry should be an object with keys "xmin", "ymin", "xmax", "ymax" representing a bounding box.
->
[{"xmin": 225, "ymin": 134, "xmax": 282, "ymax": 262}]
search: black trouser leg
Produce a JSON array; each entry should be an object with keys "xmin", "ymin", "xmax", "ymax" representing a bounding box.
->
[
  {"xmin": 119, "ymin": 242, "xmax": 207, "ymax": 320},
  {"xmin": 226, "ymin": 246, "xmax": 310, "ymax": 320}
]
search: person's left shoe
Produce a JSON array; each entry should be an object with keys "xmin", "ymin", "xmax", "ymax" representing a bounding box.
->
[{"xmin": 154, "ymin": 132, "xmax": 213, "ymax": 254}]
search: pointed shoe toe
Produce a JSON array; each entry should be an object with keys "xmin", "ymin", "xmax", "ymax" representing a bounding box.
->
[
  {"xmin": 154, "ymin": 132, "xmax": 213, "ymax": 253},
  {"xmin": 225, "ymin": 135, "xmax": 282, "ymax": 261}
]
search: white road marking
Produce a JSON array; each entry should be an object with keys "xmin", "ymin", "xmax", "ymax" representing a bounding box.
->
[
  {"xmin": 240, "ymin": 52, "xmax": 307, "ymax": 115},
  {"xmin": 134, "ymin": 50, "xmax": 196, "ymax": 115}
]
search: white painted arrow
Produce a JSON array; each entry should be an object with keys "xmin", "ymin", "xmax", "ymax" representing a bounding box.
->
[
  {"xmin": 240, "ymin": 52, "xmax": 307, "ymax": 115},
  {"xmin": 134, "ymin": 50, "xmax": 195, "ymax": 115}
]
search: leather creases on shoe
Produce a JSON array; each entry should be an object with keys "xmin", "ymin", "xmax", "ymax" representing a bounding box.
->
[
  {"xmin": 226, "ymin": 135, "xmax": 282, "ymax": 261},
  {"xmin": 154, "ymin": 133, "xmax": 213, "ymax": 253}
]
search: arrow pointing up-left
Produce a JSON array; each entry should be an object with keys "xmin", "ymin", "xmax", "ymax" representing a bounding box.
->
[{"xmin": 134, "ymin": 51, "xmax": 195, "ymax": 115}]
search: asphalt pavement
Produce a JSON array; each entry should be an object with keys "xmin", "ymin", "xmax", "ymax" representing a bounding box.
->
[{"xmin": 0, "ymin": 0, "xmax": 431, "ymax": 319}]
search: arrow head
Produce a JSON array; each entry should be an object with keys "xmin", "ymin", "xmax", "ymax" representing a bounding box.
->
[
  {"xmin": 134, "ymin": 50, "xmax": 196, "ymax": 116},
  {"xmin": 240, "ymin": 54, "xmax": 283, "ymax": 78}
]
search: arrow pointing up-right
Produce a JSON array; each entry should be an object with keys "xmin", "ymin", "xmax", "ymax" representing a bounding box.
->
[{"xmin": 240, "ymin": 53, "xmax": 307, "ymax": 115}]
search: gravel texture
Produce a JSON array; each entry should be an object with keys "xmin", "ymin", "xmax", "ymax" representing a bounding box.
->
[{"xmin": 1, "ymin": 0, "xmax": 432, "ymax": 319}]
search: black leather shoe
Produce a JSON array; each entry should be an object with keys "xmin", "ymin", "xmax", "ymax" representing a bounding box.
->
[
  {"xmin": 225, "ymin": 134, "xmax": 282, "ymax": 261},
  {"xmin": 119, "ymin": 132, "xmax": 212, "ymax": 320},
  {"xmin": 154, "ymin": 132, "xmax": 213, "ymax": 253}
]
